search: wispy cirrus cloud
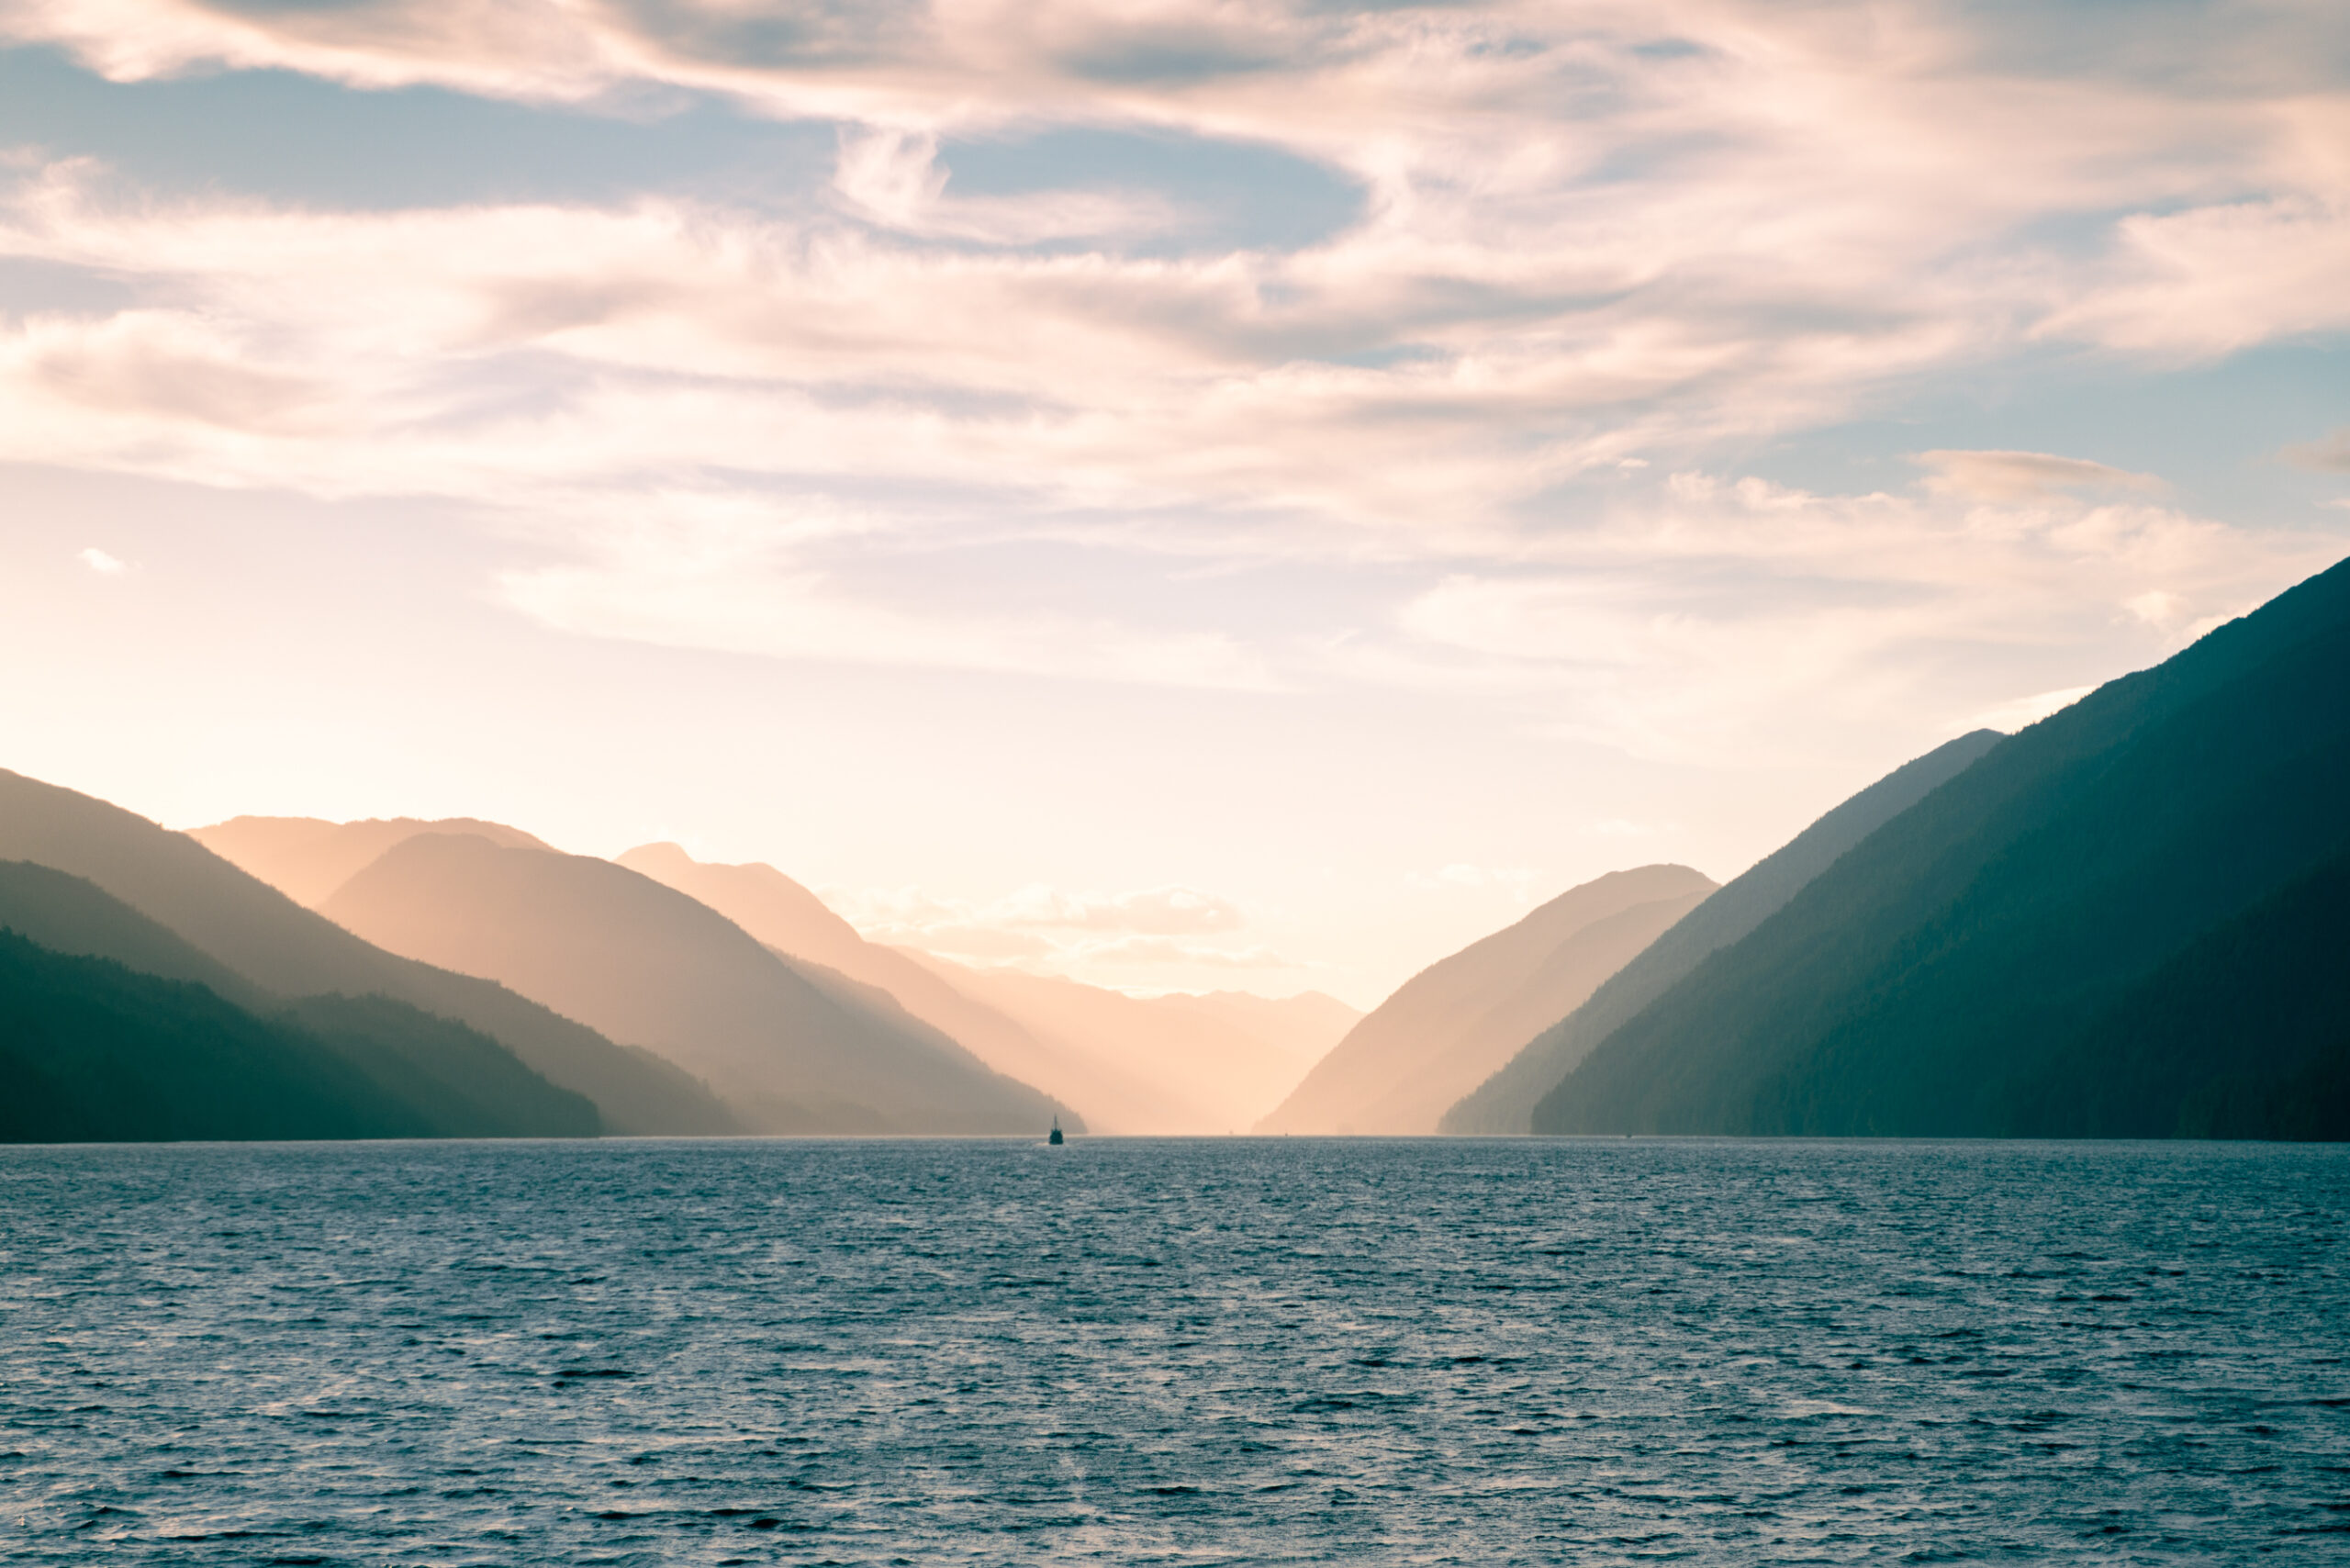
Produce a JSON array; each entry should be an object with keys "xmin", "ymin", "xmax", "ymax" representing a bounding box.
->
[
  {"xmin": 1375, "ymin": 469, "xmax": 2340, "ymax": 763},
  {"xmin": 0, "ymin": 0, "xmax": 2343, "ymax": 720},
  {"xmin": 1914, "ymin": 450, "xmax": 2166, "ymax": 503}
]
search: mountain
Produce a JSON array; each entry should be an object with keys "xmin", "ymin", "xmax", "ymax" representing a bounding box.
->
[
  {"xmin": 1534, "ymin": 555, "xmax": 2350, "ymax": 1137},
  {"xmin": 0, "ymin": 769, "xmax": 737, "ymax": 1134},
  {"xmin": 1441, "ymin": 730, "xmax": 2004, "ymax": 1133},
  {"xmin": 2007, "ymin": 847, "xmax": 2350, "ymax": 1138},
  {"xmin": 615, "ymin": 843, "xmax": 1355, "ymax": 1132},
  {"xmin": 0, "ymin": 857, "xmax": 267, "ymax": 1008},
  {"xmin": 0, "ymin": 895, "xmax": 598, "ymax": 1141},
  {"xmin": 191, "ymin": 815, "xmax": 551, "ymax": 908},
  {"xmin": 324, "ymin": 833, "xmax": 1072, "ymax": 1134},
  {"xmin": 1257, "ymin": 865, "xmax": 1718, "ymax": 1136},
  {"xmin": 615, "ymin": 843, "xmax": 1088, "ymax": 1123},
  {"xmin": 0, "ymin": 930, "xmax": 424, "ymax": 1142},
  {"xmin": 894, "ymin": 953, "xmax": 1344, "ymax": 1134}
]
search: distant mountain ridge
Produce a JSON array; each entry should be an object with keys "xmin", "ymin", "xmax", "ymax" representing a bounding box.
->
[
  {"xmin": 0, "ymin": 864, "xmax": 598, "ymax": 1140},
  {"xmin": 1259, "ymin": 865, "xmax": 1718, "ymax": 1136},
  {"xmin": 1442, "ymin": 730, "xmax": 2004, "ymax": 1134},
  {"xmin": 1534, "ymin": 555, "xmax": 2350, "ymax": 1137},
  {"xmin": 0, "ymin": 770, "xmax": 736, "ymax": 1134},
  {"xmin": 326, "ymin": 833, "xmax": 1072, "ymax": 1134},
  {"xmin": 192, "ymin": 815, "xmax": 552, "ymax": 909},
  {"xmin": 892, "ymin": 952, "xmax": 1349, "ymax": 1134},
  {"xmin": 616, "ymin": 843, "xmax": 1094, "ymax": 1126},
  {"xmin": 621, "ymin": 843, "xmax": 1355, "ymax": 1132}
]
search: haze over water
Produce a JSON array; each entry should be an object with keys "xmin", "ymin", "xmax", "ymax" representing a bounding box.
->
[{"xmin": 4, "ymin": 1138, "xmax": 2344, "ymax": 1563}]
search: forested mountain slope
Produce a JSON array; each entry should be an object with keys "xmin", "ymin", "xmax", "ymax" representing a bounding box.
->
[
  {"xmin": 1444, "ymin": 731, "xmax": 2001, "ymax": 1133},
  {"xmin": 1260, "ymin": 866, "xmax": 1716, "ymax": 1136},
  {"xmin": 1535, "ymin": 558, "xmax": 2350, "ymax": 1138},
  {"xmin": 0, "ymin": 771, "xmax": 735, "ymax": 1134}
]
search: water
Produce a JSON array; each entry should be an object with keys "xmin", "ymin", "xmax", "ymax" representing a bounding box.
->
[{"xmin": 2, "ymin": 1138, "xmax": 2345, "ymax": 1564}]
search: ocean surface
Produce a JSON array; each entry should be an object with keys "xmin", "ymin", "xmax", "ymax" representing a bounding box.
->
[{"xmin": 1, "ymin": 1137, "xmax": 2344, "ymax": 1564}]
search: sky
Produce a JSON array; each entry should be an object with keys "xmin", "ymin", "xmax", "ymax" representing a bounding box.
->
[{"xmin": 2, "ymin": 0, "xmax": 2346, "ymax": 1008}]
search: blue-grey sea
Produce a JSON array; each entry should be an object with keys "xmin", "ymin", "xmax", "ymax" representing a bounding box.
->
[{"xmin": 1, "ymin": 1137, "xmax": 2344, "ymax": 1564}]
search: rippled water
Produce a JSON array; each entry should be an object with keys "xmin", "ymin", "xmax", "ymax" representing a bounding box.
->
[{"xmin": 2, "ymin": 1138, "xmax": 2345, "ymax": 1563}]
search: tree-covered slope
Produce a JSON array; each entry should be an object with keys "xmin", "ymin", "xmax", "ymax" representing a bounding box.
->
[
  {"xmin": 2002, "ymin": 849, "xmax": 2350, "ymax": 1140},
  {"xmin": 0, "ymin": 770, "xmax": 738, "ymax": 1134},
  {"xmin": 284, "ymin": 993, "xmax": 601, "ymax": 1138},
  {"xmin": 1535, "ymin": 554, "xmax": 2350, "ymax": 1137},
  {"xmin": 1443, "ymin": 730, "xmax": 2002, "ymax": 1134},
  {"xmin": 0, "ymin": 934, "xmax": 427, "ymax": 1141},
  {"xmin": 0, "ymin": 860, "xmax": 600, "ymax": 1137},
  {"xmin": 0, "ymin": 934, "xmax": 602, "ymax": 1142}
]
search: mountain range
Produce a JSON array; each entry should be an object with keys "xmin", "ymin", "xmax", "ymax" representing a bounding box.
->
[
  {"xmin": 0, "ymin": 772, "xmax": 734, "ymax": 1135},
  {"xmin": 0, "ymin": 858, "xmax": 598, "ymax": 1140},
  {"xmin": 1529, "ymin": 555, "xmax": 2350, "ymax": 1138},
  {"xmin": 618, "ymin": 842, "xmax": 1354, "ymax": 1132},
  {"xmin": 1440, "ymin": 730, "xmax": 2004, "ymax": 1134},
  {"xmin": 1259, "ymin": 865, "xmax": 1718, "ymax": 1135},
  {"xmin": 6, "ymin": 554, "xmax": 2344, "ymax": 1143},
  {"xmin": 317, "ymin": 830, "xmax": 1069, "ymax": 1134}
]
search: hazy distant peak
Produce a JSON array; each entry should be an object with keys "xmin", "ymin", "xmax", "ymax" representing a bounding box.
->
[
  {"xmin": 1258, "ymin": 863, "xmax": 1720, "ymax": 1136},
  {"xmin": 191, "ymin": 813, "xmax": 553, "ymax": 909},
  {"xmin": 615, "ymin": 843, "xmax": 867, "ymax": 969}
]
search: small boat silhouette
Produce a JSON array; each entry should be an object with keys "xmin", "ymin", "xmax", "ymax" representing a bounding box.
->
[{"xmin": 1047, "ymin": 1116, "xmax": 1065, "ymax": 1146}]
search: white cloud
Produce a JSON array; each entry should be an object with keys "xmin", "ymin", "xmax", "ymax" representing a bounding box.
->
[
  {"xmin": 1378, "ymin": 474, "xmax": 2342, "ymax": 763},
  {"xmin": 0, "ymin": 2, "xmax": 2339, "ymax": 709},
  {"xmin": 1915, "ymin": 450, "xmax": 2166, "ymax": 503},
  {"xmin": 76, "ymin": 545, "xmax": 127, "ymax": 573}
]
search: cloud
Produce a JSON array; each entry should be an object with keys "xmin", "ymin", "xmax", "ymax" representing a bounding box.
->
[
  {"xmin": 498, "ymin": 537, "xmax": 1285, "ymax": 692},
  {"xmin": 1914, "ymin": 450, "xmax": 2167, "ymax": 503},
  {"xmin": 2284, "ymin": 428, "xmax": 2350, "ymax": 475},
  {"xmin": 1376, "ymin": 472, "xmax": 2342, "ymax": 764},
  {"xmin": 0, "ymin": 0, "xmax": 2342, "ymax": 559},
  {"xmin": 2036, "ymin": 196, "xmax": 2350, "ymax": 357},
  {"xmin": 0, "ymin": 3, "xmax": 2342, "ymax": 708},
  {"xmin": 77, "ymin": 545, "xmax": 127, "ymax": 573}
]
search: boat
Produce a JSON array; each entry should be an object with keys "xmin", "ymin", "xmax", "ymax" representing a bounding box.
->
[{"xmin": 1047, "ymin": 1116, "xmax": 1064, "ymax": 1146}]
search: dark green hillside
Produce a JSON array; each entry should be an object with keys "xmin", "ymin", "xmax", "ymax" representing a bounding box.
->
[
  {"xmin": 0, "ymin": 926, "xmax": 603, "ymax": 1142},
  {"xmin": 2006, "ymin": 850, "xmax": 2350, "ymax": 1140},
  {"xmin": 0, "ymin": 932, "xmax": 422, "ymax": 1142},
  {"xmin": 287, "ymin": 994, "xmax": 600, "ymax": 1138},
  {"xmin": 0, "ymin": 771, "xmax": 740, "ymax": 1135},
  {"xmin": 0, "ymin": 862, "xmax": 601, "ymax": 1138},
  {"xmin": 1536, "ymin": 554, "xmax": 2350, "ymax": 1137},
  {"xmin": 0, "ymin": 858, "xmax": 270, "ymax": 1008},
  {"xmin": 1442, "ymin": 730, "xmax": 2001, "ymax": 1134}
]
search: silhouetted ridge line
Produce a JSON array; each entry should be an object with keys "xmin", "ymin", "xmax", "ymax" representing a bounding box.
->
[
  {"xmin": 1532, "ymin": 553, "xmax": 2350, "ymax": 1138},
  {"xmin": 1260, "ymin": 865, "xmax": 1718, "ymax": 1136},
  {"xmin": 0, "ymin": 770, "xmax": 737, "ymax": 1134},
  {"xmin": 0, "ymin": 923, "xmax": 599, "ymax": 1141},
  {"xmin": 1441, "ymin": 729, "xmax": 2002, "ymax": 1134},
  {"xmin": 325, "ymin": 832, "xmax": 1074, "ymax": 1135}
]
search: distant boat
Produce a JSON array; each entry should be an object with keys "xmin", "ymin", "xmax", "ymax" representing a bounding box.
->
[{"xmin": 1048, "ymin": 1116, "xmax": 1064, "ymax": 1146}]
